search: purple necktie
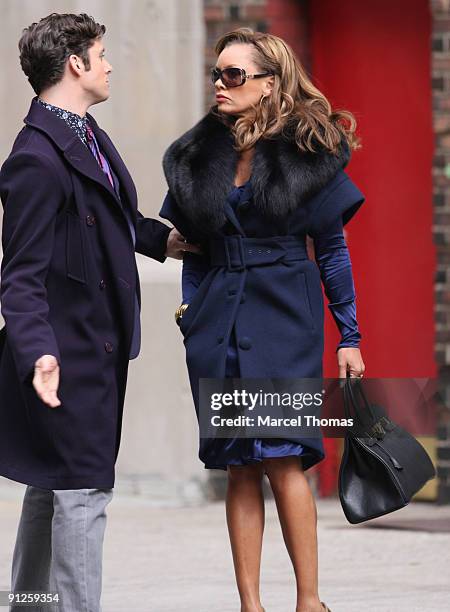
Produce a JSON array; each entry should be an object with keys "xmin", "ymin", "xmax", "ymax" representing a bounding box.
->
[{"xmin": 85, "ymin": 122, "xmax": 114, "ymax": 188}]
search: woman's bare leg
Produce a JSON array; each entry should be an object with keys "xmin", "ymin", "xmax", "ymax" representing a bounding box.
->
[
  {"xmin": 226, "ymin": 463, "xmax": 266, "ymax": 612},
  {"xmin": 263, "ymin": 456, "xmax": 324, "ymax": 612}
]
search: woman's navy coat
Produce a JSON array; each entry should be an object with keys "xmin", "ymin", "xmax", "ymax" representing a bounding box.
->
[
  {"xmin": 160, "ymin": 111, "xmax": 365, "ymax": 470},
  {"xmin": 0, "ymin": 99, "xmax": 170, "ymax": 489}
]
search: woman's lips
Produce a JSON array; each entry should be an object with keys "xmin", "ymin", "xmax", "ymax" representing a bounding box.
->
[{"xmin": 216, "ymin": 95, "xmax": 229, "ymax": 102}]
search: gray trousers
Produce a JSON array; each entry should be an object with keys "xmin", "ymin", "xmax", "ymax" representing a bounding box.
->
[{"xmin": 10, "ymin": 486, "xmax": 113, "ymax": 612}]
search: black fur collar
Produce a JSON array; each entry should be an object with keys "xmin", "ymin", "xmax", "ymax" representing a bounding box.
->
[{"xmin": 162, "ymin": 110, "xmax": 351, "ymax": 232}]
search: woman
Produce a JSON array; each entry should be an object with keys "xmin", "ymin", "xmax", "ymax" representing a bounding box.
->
[{"xmin": 160, "ymin": 28, "xmax": 365, "ymax": 612}]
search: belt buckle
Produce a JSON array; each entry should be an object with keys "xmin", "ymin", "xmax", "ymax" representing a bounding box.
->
[{"xmin": 225, "ymin": 235, "xmax": 246, "ymax": 272}]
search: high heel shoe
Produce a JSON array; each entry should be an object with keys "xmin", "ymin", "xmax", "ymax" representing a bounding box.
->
[{"xmin": 321, "ymin": 603, "xmax": 332, "ymax": 612}]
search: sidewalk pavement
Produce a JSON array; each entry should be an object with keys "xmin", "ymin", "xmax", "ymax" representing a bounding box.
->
[{"xmin": 0, "ymin": 478, "xmax": 449, "ymax": 612}]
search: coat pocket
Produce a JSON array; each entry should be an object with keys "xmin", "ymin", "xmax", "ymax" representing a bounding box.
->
[
  {"xmin": 179, "ymin": 272, "xmax": 215, "ymax": 340},
  {"xmin": 298, "ymin": 271, "xmax": 315, "ymax": 331},
  {"xmin": 179, "ymin": 288, "xmax": 203, "ymax": 339},
  {"xmin": 65, "ymin": 212, "xmax": 87, "ymax": 284}
]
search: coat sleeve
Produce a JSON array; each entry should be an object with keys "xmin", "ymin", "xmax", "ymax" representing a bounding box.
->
[
  {"xmin": 159, "ymin": 190, "xmax": 186, "ymax": 233},
  {"xmin": 135, "ymin": 211, "xmax": 172, "ymax": 263},
  {"xmin": 0, "ymin": 152, "xmax": 64, "ymax": 383},
  {"xmin": 307, "ymin": 169, "xmax": 365, "ymax": 238},
  {"xmin": 159, "ymin": 190, "xmax": 207, "ymax": 245},
  {"xmin": 159, "ymin": 190, "xmax": 211, "ymax": 305}
]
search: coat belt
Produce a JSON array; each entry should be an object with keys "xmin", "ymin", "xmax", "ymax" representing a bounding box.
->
[{"xmin": 209, "ymin": 236, "xmax": 308, "ymax": 271}]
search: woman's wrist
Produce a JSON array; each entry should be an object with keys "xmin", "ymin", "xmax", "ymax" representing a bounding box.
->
[{"xmin": 336, "ymin": 343, "xmax": 360, "ymax": 353}]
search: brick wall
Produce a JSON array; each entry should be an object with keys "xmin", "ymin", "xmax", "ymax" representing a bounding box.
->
[
  {"xmin": 203, "ymin": 0, "xmax": 312, "ymax": 111},
  {"xmin": 204, "ymin": 0, "xmax": 268, "ymax": 112},
  {"xmin": 431, "ymin": 0, "xmax": 450, "ymax": 504}
]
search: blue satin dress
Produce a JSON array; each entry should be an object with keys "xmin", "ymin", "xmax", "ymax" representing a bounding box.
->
[{"xmin": 182, "ymin": 181, "xmax": 362, "ymax": 470}]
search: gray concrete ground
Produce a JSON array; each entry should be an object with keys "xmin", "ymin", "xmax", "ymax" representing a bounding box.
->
[{"xmin": 0, "ymin": 478, "xmax": 449, "ymax": 612}]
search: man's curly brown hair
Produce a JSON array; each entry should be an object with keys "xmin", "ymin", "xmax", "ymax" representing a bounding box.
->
[{"xmin": 19, "ymin": 13, "xmax": 105, "ymax": 95}]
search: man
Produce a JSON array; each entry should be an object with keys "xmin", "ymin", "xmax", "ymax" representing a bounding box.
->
[{"xmin": 0, "ymin": 13, "xmax": 198, "ymax": 612}]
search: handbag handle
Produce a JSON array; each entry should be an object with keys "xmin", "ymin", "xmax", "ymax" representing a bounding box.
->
[
  {"xmin": 346, "ymin": 376, "xmax": 378, "ymax": 420},
  {"xmin": 342, "ymin": 376, "xmax": 378, "ymax": 436},
  {"xmin": 342, "ymin": 377, "xmax": 366, "ymax": 429}
]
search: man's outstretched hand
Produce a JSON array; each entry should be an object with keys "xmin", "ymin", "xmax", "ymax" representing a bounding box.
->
[
  {"xmin": 33, "ymin": 354, "xmax": 61, "ymax": 408},
  {"xmin": 165, "ymin": 228, "xmax": 202, "ymax": 260}
]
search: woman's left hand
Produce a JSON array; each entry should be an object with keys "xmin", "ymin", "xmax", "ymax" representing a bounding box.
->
[{"xmin": 337, "ymin": 347, "xmax": 365, "ymax": 379}]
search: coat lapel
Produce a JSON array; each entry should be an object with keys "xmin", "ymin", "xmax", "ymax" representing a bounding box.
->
[
  {"xmin": 162, "ymin": 109, "xmax": 352, "ymax": 233},
  {"xmin": 86, "ymin": 114, "xmax": 138, "ymax": 215},
  {"xmin": 223, "ymin": 199, "xmax": 246, "ymax": 236},
  {"xmin": 23, "ymin": 99, "xmax": 134, "ymax": 220},
  {"xmin": 62, "ymin": 136, "xmax": 120, "ymax": 204}
]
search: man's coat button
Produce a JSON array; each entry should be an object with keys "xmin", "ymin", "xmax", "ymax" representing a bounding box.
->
[
  {"xmin": 104, "ymin": 342, "xmax": 114, "ymax": 353},
  {"xmin": 86, "ymin": 215, "xmax": 96, "ymax": 226},
  {"xmin": 99, "ymin": 279, "xmax": 106, "ymax": 290},
  {"xmin": 239, "ymin": 337, "xmax": 252, "ymax": 350}
]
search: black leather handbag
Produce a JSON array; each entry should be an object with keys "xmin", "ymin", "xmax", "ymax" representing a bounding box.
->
[{"xmin": 338, "ymin": 376, "xmax": 436, "ymax": 524}]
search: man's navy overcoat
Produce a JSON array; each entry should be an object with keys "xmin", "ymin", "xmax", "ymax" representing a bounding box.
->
[
  {"xmin": 0, "ymin": 99, "xmax": 171, "ymax": 489},
  {"xmin": 160, "ymin": 111, "xmax": 366, "ymax": 470}
]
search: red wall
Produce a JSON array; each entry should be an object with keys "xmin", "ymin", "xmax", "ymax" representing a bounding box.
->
[
  {"xmin": 266, "ymin": 0, "xmax": 311, "ymax": 69},
  {"xmin": 269, "ymin": 0, "xmax": 436, "ymax": 379}
]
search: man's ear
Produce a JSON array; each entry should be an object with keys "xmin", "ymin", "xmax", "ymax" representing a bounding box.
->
[{"xmin": 68, "ymin": 54, "xmax": 83, "ymax": 76}]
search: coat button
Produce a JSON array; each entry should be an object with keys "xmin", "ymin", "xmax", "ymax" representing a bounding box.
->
[
  {"xmin": 99, "ymin": 279, "xmax": 106, "ymax": 290},
  {"xmin": 239, "ymin": 337, "xmax": 252, "ymax": 350},
  {"xmin": 86, "ymin": 215, "xmax": 96, "ymax": 226},
  {"xmin": 217, "ymin": 337, "xmax": 224, "ymax": 344},
  {"xmin": 104, "ymin": 342, "xmax": 114, "ymax": 353}
]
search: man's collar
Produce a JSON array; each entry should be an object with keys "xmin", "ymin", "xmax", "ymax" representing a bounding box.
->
[
  {"xmin": 36, "ymin": 97, "xmax": 87, "ymax": 120},
  {"xmin": 37, "ymin": 97, "xmax": 88, "ymax": 145},
  {"xmin": 24, "ymin": 97, "xmax": 104, "ymax": 151}
]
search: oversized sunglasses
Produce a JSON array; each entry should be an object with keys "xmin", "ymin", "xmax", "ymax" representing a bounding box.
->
[{"xmin": 211, "ymin": 67, "xmax": 273, "ymax": 88}]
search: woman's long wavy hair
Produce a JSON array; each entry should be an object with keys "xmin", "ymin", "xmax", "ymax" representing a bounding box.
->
[{"xmin": 214, "ymin": 28, "xmax": 361, "ymax": 155}]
